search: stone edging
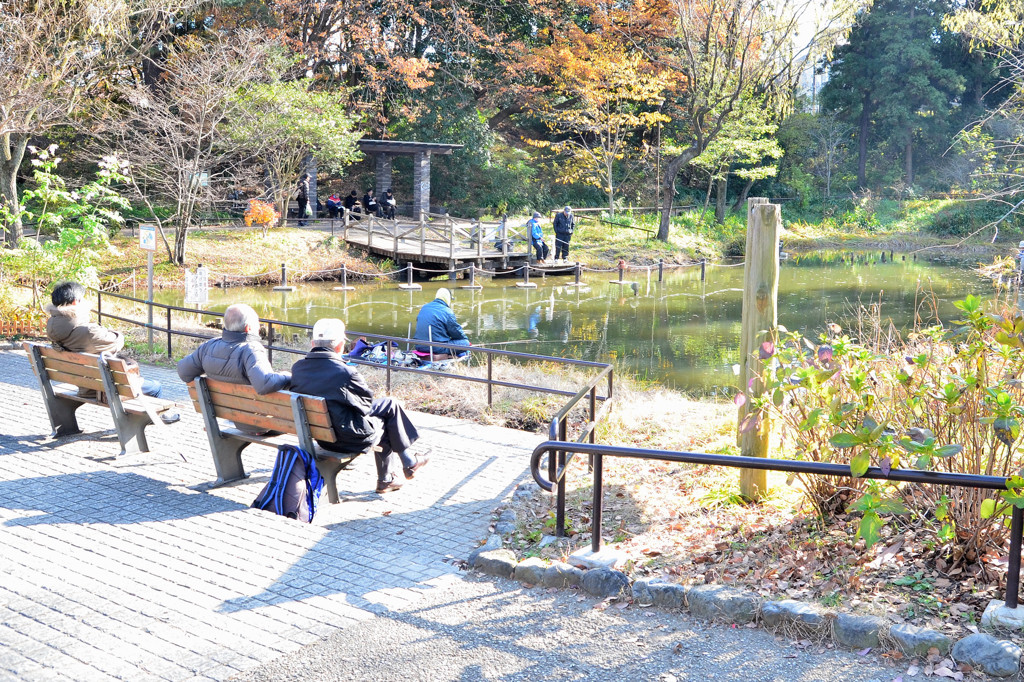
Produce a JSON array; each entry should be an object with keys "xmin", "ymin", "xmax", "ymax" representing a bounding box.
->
[{"xmin": 468, "ymin": 538, "xmax": 1023, "ymax": 678}]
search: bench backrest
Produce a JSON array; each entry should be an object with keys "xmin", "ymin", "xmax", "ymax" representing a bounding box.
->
[
  {"xmin": 186, "ymin": 376, "xmax": 337, "ymax": 444},
  {"xmin": 22, "ymin": 341, "xmax": 141, "ymax": 400}
]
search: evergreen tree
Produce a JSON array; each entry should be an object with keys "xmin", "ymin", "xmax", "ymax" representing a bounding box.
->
[{"xmin": 821, "ymin": 0, "xmax": 964, "ymax": 189}]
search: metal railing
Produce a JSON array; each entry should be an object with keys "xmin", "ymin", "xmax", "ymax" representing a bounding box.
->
[
  {"xmin": 92, "ymin": 288, "xmax": 613, "ymax": 409},
  {"xmin": 529, "ymin": 441, "xmax": 1024, "ymax": 610}
]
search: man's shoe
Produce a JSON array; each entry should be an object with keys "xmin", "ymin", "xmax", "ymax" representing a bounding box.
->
[
  {"xmin": 403, "ymin": 454, "xmax": 431, "ymax": 480},
  {"xmin": 375, "ymin": 481, "xmax": 403, "ymax": 494},
  {"xmin": 160, "ymin": 412, "xmax": 181, "ymax": 425}
]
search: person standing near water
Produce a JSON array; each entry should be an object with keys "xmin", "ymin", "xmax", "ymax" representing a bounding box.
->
[{"xmin": 553, "ymin": 205, "xmax": 575, "ymax": 264}]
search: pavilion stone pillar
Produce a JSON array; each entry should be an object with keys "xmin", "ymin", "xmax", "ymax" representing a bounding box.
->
[
  {"xmin": 375, "ymin": 154, "xmax": 393, "ymax": 196},
  {"xmin": 412, "ymin": 151, "xmax": 431, "ymax": 218},
  {"xmin": 304, "ymin": 154, "xmax": 318, "ymax": 218}
]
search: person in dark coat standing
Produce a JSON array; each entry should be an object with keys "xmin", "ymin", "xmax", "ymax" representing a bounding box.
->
[
  {"xmin": 289, "ymin": 318, "xmax": 430, "ymax": 494},
  {"xmin": 552, "ymin": 205, "xmax": 575, "ymax": 264},
  {"xmin": 296, "ymin": 173, "xmax": 310, "ymax": 226},
  {"xmin": 413, "ymin": 288, "xmax": 470, "ymax": 357}
]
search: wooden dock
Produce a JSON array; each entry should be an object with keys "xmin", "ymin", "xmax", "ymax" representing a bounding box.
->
[{"xmin": 306, "ymin": 212, "xmax": 532, "ymax": 270}]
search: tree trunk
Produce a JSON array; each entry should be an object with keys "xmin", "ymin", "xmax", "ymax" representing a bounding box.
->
[
  {"xmin": 657, "ymin": 150, "xmax": 698, "ymax": 241},
  {"xmin": 1, "ymin": 133, "xmax": 29, "ymax": 246},
  {"xmin": 731, "ymin": 178, "xmax": 754, "ymax": 213},
  {"xmin": 173, "ymin": 223, "xmax": 187, "ymax": 265},
  {"xmin": 904, "ymin": 139, "xmax": 914, "ymax": 187},
  {"xmin": 857, "ymin": 100, "xmax": 870, "ymax": 190},
  {"xmin": 715, "ymin": 170, "xmax": 729, "ymax": 225}
]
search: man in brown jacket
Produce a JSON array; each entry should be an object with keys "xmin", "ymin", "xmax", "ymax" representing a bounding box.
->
[{"xmin": 46, "ymin": 281, "xmax": 177, "ymax": 421}]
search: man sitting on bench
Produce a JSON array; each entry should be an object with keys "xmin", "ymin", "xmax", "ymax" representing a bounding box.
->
[
  {"xmin": 289, "ymin": 318, "xmax": 429, "ymax": 494},
  {"xmin": 46, "ymin": 281, "xmax": 178, "ymax": 422},
  {"xmin": 413, "ymin": 288, "xmax": 471, "ymax": 359},
  {"xmin": 177, "ymin": 303, "xmax": 291, "ymax": 432}
]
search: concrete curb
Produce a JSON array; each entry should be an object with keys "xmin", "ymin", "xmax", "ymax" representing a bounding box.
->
[{"xmin": 468, "ymin": 537, "xmax": 1021, "ymax": 677}]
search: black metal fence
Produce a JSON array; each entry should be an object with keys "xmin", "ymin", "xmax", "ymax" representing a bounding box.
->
[
  {"xmin": 92, "ymin": 288, "xmax": 614, "ymax": 408},
  {"xmin": 529, "ymin": 441, "xmax": 1024, "ymax": 609}
]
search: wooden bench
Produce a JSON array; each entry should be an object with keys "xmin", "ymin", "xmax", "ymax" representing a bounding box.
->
[
  {"xmin": 23, "ymin": 341, "xmax": 179, "ymax": 457},
  {"xmin": 186, "ymin": 376, "xmax": 378, "ymax": 503}
]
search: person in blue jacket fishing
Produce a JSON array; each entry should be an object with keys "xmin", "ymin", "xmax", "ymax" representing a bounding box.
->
[
  {"xmin": 527, "ymin": 211, "xmax": 549, "ymax": 263},
  {"xmin": 413, "ymin": 288, "xmax": 471, "ymax": 358}
]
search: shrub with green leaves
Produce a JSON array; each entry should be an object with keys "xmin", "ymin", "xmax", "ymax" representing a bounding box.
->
[
  {"xmin": 2, "ymin": 146, "xmax": 127, "ymax": 305},
  {"xmin": 744, "ymin": 295, "xmax": 1024, "ymax": 565}
]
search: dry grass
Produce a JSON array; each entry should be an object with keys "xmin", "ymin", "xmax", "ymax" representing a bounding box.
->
[{"xmin": 104, "ymin": 228, "xmax": 387, "ymax": 288}]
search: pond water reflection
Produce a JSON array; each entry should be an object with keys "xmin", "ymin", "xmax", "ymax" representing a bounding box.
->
[{"xmin": 155, "ymin": 251, "xmax": 992, "ymax": 394}]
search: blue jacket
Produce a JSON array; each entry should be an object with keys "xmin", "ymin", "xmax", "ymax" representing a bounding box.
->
[
  {"xmin": 414, "ymin": 298, "xmax": 468, "ymax": 352},
  {"xmin": 528, "ymin": 218, "xmax": 544, "ymax": 242}
]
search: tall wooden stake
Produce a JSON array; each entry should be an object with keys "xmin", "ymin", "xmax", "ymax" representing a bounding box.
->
[{"xmin": 738, "ymin": 199, "xmax": 780, "ymax": 501}]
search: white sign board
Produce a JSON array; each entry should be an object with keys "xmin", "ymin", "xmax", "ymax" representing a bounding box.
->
[
  {"xmin": 139, "ymin": 224, "xmax": 157, "ymax": 252},
  {"xmin": 184, "ymin": 265, "xmax": 210, "ymax": 305}
]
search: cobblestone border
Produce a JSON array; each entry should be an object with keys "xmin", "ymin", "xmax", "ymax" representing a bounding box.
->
[{"xmin": 470, "ymin": 487, "xmax": 1024, "ymax": 678}]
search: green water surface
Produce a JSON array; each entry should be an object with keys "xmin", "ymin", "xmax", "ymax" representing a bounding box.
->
[{"xmin": 155, "ymin": 251, "xmax": 991, "ymax": 394}]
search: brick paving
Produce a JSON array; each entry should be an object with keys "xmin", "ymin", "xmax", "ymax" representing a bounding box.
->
[{"xmin": 0, "ymin": 350, "xmax": 534, "ymax": 681}]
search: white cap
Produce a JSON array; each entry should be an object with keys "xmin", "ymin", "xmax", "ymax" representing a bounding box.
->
[
  {"xmin": 436, "ymin": 288, "xmax": 452, "ymax": 306},
  {"xmin": 1018, "ymin": 241, "xmax": 1024, "ymax": 249},
  {"xmin": 311, "ymin": 318, "xmax": 346, "ymax": 343}
]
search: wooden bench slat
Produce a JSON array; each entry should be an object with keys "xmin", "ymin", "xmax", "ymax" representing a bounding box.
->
[
  {"xmin": 43, "ymin": 367, "xmax": 139, "ymax": 399},
  {"xmin": 43, "ymin": 368, "xmax": 103, "ymax": 391},
  {"xmin": 202, "ymin": 378, "xmax": 331, "ymax": 415},
  {"xmin": 198, "ymin": 390, "xmax": 333, "ymax": 428},
  {"xmin": 208, "ymin": 407, "xmax": 337, "ymax": 443},
  {"xmin": 41, "ymin": 356, "xmax": 103, "ymax": 379},
  {"xmin": 36, "ymin": 345, "xmax": 97, "ymax": 364}
]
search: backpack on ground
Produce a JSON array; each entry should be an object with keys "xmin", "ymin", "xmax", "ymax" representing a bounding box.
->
[{"xmin": 251, "ymin": 445, "xmax": 324, "ymax": 523}]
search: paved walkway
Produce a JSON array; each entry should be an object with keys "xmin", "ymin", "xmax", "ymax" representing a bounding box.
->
[{"xmin": 0, "ymin": 350, "xmax": 532, "ymax": 681}]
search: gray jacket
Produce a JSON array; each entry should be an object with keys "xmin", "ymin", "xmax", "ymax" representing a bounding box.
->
[{"xmin": 177, "ymin": 330, "xmax": 290, "ymax": 394}]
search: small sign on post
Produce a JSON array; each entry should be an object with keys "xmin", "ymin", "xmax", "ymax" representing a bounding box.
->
[
  {"xmin": 140, "ymin": 224, "xmax": 157, "ymax": 351},
  {"xmin": 184, "ymin": 264, "xmax": 209, "ymax": 305}
]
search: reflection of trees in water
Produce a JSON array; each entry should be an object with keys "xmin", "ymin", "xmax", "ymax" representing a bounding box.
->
[{"xmin": 152, "ymin": 258, "xmax": 988, "ymax": 389}]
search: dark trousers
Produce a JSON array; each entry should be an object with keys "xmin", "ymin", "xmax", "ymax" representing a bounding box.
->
[
  {"xmin": 533, "ymin": 239, "xmax": 549, "ymax": 261},
  {"xmin": 555, "ymin": 235, "xmax": 570, "ymax": 260},
  {"xmin": 369, "ymin": 397, "xmax": 419, "ymax": 484},
  {"xmin": 297, "ymin": 197, "xmax": 308, "ymax": 225}
]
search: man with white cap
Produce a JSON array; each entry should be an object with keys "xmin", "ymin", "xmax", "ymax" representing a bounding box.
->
[
  {"xmin": 413, "ymin": 288, "xmax": 471, "ymax": 358},
  {"xmin": 289, "ymin": 318, "xmax": 428, "ymax": 494},
  {"xmin": 552, "ymin": 205, "xmax": 575, "ymax": 264}
]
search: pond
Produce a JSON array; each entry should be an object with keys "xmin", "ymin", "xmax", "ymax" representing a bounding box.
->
[{"xmin": 155, "ymin": 251, "xmax": 993, "ymax": 395}]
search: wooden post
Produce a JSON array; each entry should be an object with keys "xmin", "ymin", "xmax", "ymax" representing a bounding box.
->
[
  {"xmin": 476, "ymin": 219, "xmax": 483, "ymax": 258},
  {"xmin": 419, "ymin": 213, "xmax": 426, "ymax": 258},
  {"xmin": 738, "ymin": 198, "xmax": 780, "ymax": 502},
  {"xmin": 366, "ymin": 214, "xmax": 373, "ymax": 250},
  {"xmin": 343, "ymin": 208, "xmax": 350, "ymax": 241}
]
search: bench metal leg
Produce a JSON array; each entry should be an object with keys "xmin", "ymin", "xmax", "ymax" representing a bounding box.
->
[
  {"xmin": 48, "ymin": 396, "xmax": 84, "ymax": 438},
  {"xmin": 315, "ymin": 458, "xmax": 344, "ymax": 504},
  {"xmin": 114, "ymin": 412, "xmax": 152, "ymax": 457},
  {"xmin": 210, "ymin": 437, "xmax": 250, "ymax": 486}
]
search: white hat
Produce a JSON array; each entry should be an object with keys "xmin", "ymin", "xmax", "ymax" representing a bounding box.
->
[
  {"xmin": 436, "ymin": 288, "xmax": 452, "ymax": 307},
  {"xmin": 1018, "ymin": 241, "xmax": 1024, "ymax": 249},
  {"xmin": 311, "ymin": 318, "xmax": 346, "ymax": 343}
]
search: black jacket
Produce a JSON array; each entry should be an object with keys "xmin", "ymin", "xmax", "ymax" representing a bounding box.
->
[
  {"xmin": 289, "ymin": 348, "xmax": 379, "ymax": 451},
  {"xmin": 553, "ymin": 211, "xmax": 574, "ymax": 236}
]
